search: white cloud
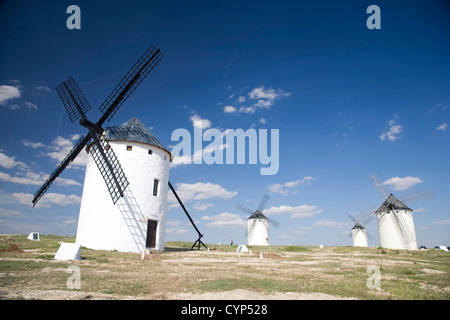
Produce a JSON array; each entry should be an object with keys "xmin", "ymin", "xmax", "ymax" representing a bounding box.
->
[
  {"xmin": 0, "ymin": 170, "xmax": 80, "ymax": 187},
  {"xmin": 380, "ymin": 118, "xmax": 403, "ymax": 141},
  {"xmin": 383, "ymin": 176, "xmax": 423, "ymax": 191},
  {"xmin": 166, "ymin": 220, "xmax": 184, "ymax": 226},
  {"xmin": 0, "ymin": 171, "xmax": 43, "ymax": 186},
  {"xmin": 23, "ymin": 101, "xmax": 38, "ymax": 111},
  {"xmin": 201, "ymin": 212, "xmax": 246, "ymax": 228},
  {"xmin": 433, "ymin": 219, "xmax": 450, "ymax": 225},
  {"xmin": 46, "ymin": 135, "xmax": 88, "ymax": 168},
  {"xmin": 249, "ymin": 87, "xmax": 281, "ymax": 101},
  {"xmin": 12, "ymin": 192, "xmax": 81, "ymax": 208},
  {"xmin": 169, "ymin": 182, "xmax": 237, "ymax": 202},
  {"xmin": 190, "ymin": 113, "xmax": 211, "ymax": 129},
  {"xmin": 223, "ymin": 105, "xmax": 237, "ymax": 113},
  {"xmin": 228, "ymin": 86, "xmax": 291, "ymax": 114},
  {"xmin": 0, "ymin": 85, "xmax": 21, "ymax": 105},
  {"xmin": 436, "ymin": 123, "xmax": 448, "ymax": 131},
  {"xmin": 313, "ymin": 220, "xmax": 346, "ymax": 228},
  {"xmin": 170, "ymin": 141, "xmax": 228, "ymax": 168},
  {"xmin": 0, "ymin": 148, "xmax": 81, "ymax": 188},
  {"xmin": 265, "ymin": 204, "xmax": 322, "ymax": 218},
  {"xmin": 238, "ymin": 105, "xmax": 258, "ymax": 114},
  {"xmin": 166, "ymin": 227, "xmax": 190, "ymax": 234},
  {"xmin": 35, "ymin": 86, "xmax": 50, "ymax": 92},
  {"xmin": 259, "ymin": 118, "xmax": 266, "ymax": 124},
  {"xmin": 165, "ymin": 220, "xmax": 190, "ymax": 234},
  {"xmin": 267, "ymin": 183, "xmax": 288, "ymax": 195},
  {"xmin": 267, "ymin": 177, "xmax": 315, "ymax": 195},
  {"xmin": 193, "ymin": 202, "xmax": 215, "ymax": 211},
  {"xmin": 22, "ymin": 140, "xmax": 45, "ymax": 149},
  {"xmin": 0, "ymin": 152, "xmax": 28, "ymax": 170},
  {"xmin": 0, "ymin": 207, "xmax": 23, "ymax": 217}
]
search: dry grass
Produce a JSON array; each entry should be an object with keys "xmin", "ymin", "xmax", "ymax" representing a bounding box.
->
[{"xmin": 0, "ymin": 235, "xmax": 449, "ymax": 300}]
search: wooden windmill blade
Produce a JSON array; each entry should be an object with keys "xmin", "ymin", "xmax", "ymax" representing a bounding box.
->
[
  {"xmin": 351, "ymin": 225, "xmax": 373, "ymax": 240},
  {"xmin": 390, "ymin": 212, "xmax": 416, "ymax": 249},
  {"xmin": 32, "ymin": 45, "xmax": 164, "ymax": 207},
  {"xmin": 89, "ymin": 138, "xmax": 129, "ymax": 204},
  {"xmin": 55, "ymin": 76, "xmax": 92, "ymax": 123},
  {"xmin": 349, "ymin": 216, "xmax": 373, "ymax": 242},
  {"xmin": 268, "ymin": 217, "xmax": 279, "ymax": 228},
  {"xmin": 348, "ymin": 207, "xmax": 376, "ymax": 227},
  {"xmin": 369, "ymin": 172, "xmax": 388, "ymax": 200},
  {"xmin": 245, "ymin": 219, "xmax": 257, "ymax": 237},
  {"xmin": 236, "ymin": 203, "xmax": 255, "ymax": 216},
  {"xmin": 397, "ymin": 190, "xmax": 435, "ymax": 206},
  {"xmin": 32, "ymin": 134, "xmax": 91, "ymax": 207},
  {"xmin": 257, "ymin": 194, "xmax": 269, "ymax": 212},
  {"xmin": 97, "ymin": 45, "xmax": 163, "ymax": 125},
  {"xmin": 35, "ymin": 76, "xmax": 129, "ymax": 206}
]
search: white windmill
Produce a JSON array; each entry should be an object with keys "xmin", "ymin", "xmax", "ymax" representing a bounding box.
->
[
  {"xmin": 237, "ymin": 195, "xmax": 279, "ymax": 246},
  {"xmin": 348, "ymin": 211, "xmax": 373, "ymax": 247},
  {"xmin": 350, "ymin": 223, "xmax": 369, "ymax": 247},
  {"xmin": 350, "ymin": 173, "xmax": 434, "ymax": 250},
  {"xmin": 32, "ymin": 45, "xmax": 208, "ymax": 254},
  {"xmin": 76, "ymin": 118, "xmax": 172, "ymax": 253}
]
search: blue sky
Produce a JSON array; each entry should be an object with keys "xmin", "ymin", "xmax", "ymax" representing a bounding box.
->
[{"xmin": 0, "ymin": 0, "xmax": 449, "ymax": 247}]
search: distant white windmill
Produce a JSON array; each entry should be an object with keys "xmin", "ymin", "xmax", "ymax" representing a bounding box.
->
[
  {"xmin": 350, "ymin": 223, "xmax": 370, "ymax": 247},
  {"xmin": 349, "ymin": 210, "xmax": 373, "ymax": 247},
  {"xmin": 237, "ymin": 195, "xmax": 279, "ymax": 246},
  {"xmin": 350, "ymin": 173, "xmax": 434, "ymax": 250}
]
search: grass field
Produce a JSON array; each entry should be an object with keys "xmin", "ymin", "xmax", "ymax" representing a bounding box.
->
[{"xmin": 0, "ymin": 234, "xmax": 449, "ymax": 300}]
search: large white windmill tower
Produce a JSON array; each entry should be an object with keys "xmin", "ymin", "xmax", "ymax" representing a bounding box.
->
[
  {"xmin": 76, "ymin": 118, "xmax": 172, "ymax": 253},
  {"xmin": 32, "ymin": 45, "xmax": 209, "ymax": 254},
  {"xmin": 375, "ymin": 194, "xmax": 416, "ymax": 250},
  {"xmin": 237, "ymin": 195, "xmax": 279, "ymax": 246},
  {"xmin": 350, "ymin": 173, "xmax": 434, "ymax": 251}
]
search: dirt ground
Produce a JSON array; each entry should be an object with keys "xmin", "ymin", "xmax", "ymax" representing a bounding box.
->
[{"xmin": 1, "ymin": 238, "xmax": 449, "ymax": 300}]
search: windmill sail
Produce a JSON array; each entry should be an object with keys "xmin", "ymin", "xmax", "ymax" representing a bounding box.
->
[
  {"xmin": 237, "ymin": 194, "xmax": 279, "ymax": 245},
  {"xmin": 56, "ymin": 76, "xmax": 92, "ymax": 123},
  {"xmin": 88, "ymin": 138, "xmax": 129, "ymax": 204},
  {"xmin": 32, "ymin": 134, "xmax": 91, "ymax": 207},
  {"xmin": 98, "ymin": 45, "xmax": 163, "ymax": 125},
  {"xmin": 349, "ymin": 173, "xmax": 434, "ymax": 250},
  {"xmin": 32, "ymin": 45, "xmax": 163, "ymax": 207}
]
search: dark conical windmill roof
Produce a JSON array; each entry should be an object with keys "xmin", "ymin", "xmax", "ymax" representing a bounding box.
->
[
  {"xmin": 248, "ymin": 210, "xmax": 268, "ymax": 220},
  {"xmin": 352, "ymin": 223, "xmax": 365, "ymax": 230},
  {"xmin": 377, "ymin": 193, "xmax": 412, "ymax": 212},
  {"xmin": 105, "ymin": 118, "xmax": 172, "ymax": 160}
]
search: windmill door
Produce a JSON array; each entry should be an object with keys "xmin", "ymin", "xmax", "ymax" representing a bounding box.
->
[{"xmin": 146, "ymin": 220, "xmax": 157, "ymax": 248}]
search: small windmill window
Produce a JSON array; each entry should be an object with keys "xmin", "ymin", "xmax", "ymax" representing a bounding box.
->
[
  {"xmin": 153, "ymin": 179, "xmax": 159, "ymax": 197},
  {"xmin": 148, "ymin": 149, "xmax": 153, "ymax": 155},
  {"xmin": 126, "ymin": 145, "xmax": 132, "ymax": 151}
]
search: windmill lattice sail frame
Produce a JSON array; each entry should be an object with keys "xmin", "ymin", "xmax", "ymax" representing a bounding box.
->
[
  {"xmin": 350, "ymin": 172, "xmax": 434, "ymax": 250},
  {"xmin": 32, "ymin": 45, "xmax": 164, "ymax": 207}
]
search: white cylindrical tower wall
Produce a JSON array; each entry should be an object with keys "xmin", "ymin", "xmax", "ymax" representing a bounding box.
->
[
  {"xmin": 247, "ymin": 218, "xmax": 269, "ymax": 246},
  {"xmin": 377, "ymin": 209, "xmax": 417, "ymax": 250},
  {"xmin": 352, "ymin": 228, "xmax": 368, "ymax": 247},
  {"xmin": 76, "ymin": 140, "xmax": 170, "ymax": 253}
]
